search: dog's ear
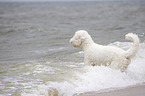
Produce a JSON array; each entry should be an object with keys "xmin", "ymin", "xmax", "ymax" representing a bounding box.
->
[
  {"xmin": 72, "ymin": 38, "xmax": 81, "ymax": 48},
  {"xmin": 74, "ymin": 36, "xmax": 85, "ymax": 47},
  {"xmin": 70, "ymin": 34, "xmax": 82, "ymax": 48},
  {"xmin": 81, "ymin": 37, "xmax": 86, "ymax": 42},
  {"xmin": 75, "ymin": 35, "xmax": 82, "ymax": 46}
]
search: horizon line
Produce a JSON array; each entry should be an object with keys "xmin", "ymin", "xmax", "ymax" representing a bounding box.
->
[{"xmin": 0, "ymin": 0, "xmax": 145, "ymax": 2}]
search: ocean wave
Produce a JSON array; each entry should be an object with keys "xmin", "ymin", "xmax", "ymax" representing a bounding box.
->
[
  {"xmin": 21, "ymin": 66, "xmax": 145, "ymax": 96},
  {"xmin": 20, "ymin": 42, "xmax": 145, "ymax": 96}
]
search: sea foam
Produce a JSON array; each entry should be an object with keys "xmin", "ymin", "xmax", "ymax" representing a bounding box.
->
[{"xmin": 21, "ymin": 42, "xmax": 145, "ymax": 96}]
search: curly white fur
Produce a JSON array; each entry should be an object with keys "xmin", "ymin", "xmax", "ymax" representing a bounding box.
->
[{"xmin": 70, "ymin": 30, "xmax": 140, "ymax": 71}]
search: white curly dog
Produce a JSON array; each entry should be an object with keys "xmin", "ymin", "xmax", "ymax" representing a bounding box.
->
[{"xmin": 70, "ymin": 30, "xmax": 139, "ymax": 71}]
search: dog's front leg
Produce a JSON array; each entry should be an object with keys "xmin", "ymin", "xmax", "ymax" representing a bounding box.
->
[
  {"xmin": 84, "ymin": 56, "xmax": 92, "ymax": 66},
  {"xmin": 84, "ymin": 60, "xmax": 95, "ymax": 66}
]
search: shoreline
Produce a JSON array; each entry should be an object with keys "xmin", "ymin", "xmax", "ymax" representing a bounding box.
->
[{"xmin": 77, "ymin": 84, "xmax": 145, "ymax": 96}]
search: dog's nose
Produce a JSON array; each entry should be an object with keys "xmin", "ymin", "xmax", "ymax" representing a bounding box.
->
[{"xmin": 70, "ymin": 38, "xmax": 73, "ymax": 44}]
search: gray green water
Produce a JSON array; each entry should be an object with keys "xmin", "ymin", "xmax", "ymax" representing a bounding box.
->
[{"xmin": 0, "ymin": 1, "xmax": 145, "ymax": 96}]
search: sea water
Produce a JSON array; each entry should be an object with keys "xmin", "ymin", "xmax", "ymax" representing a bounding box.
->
[{"xmin": 0, "ymin": 1, "xmax": 145, "ymax": 96}]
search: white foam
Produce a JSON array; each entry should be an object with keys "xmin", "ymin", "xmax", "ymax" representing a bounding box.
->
[
  {"xmin": 32, "ymin": 47, "xmax": 67, "ymax": 55},
  {"xmin": 46, "ymin": 66, "xmax": 145, "ymax": 96},
  {"xmin": 21, "ymin": 42, "xmax": 145, "ymax": 96}
]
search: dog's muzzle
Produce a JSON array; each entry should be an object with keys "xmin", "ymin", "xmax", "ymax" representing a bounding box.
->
[
  {"xmin": 70, "ymin": 38, "xmax": 74, "ymax": 46},
  {"xmin": 70, "ymin": 38, "xmax": 77, "ymax": 47}
]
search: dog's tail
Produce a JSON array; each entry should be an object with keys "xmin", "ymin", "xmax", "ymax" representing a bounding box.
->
[{"xmin": 125, "ymin": 33, "xmax": 140, "ymax": 58}]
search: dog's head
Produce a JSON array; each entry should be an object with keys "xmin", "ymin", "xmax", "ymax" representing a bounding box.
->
[{"xmin": 70, "ymin": 30, "xmax": 92, "ymax": 48}]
